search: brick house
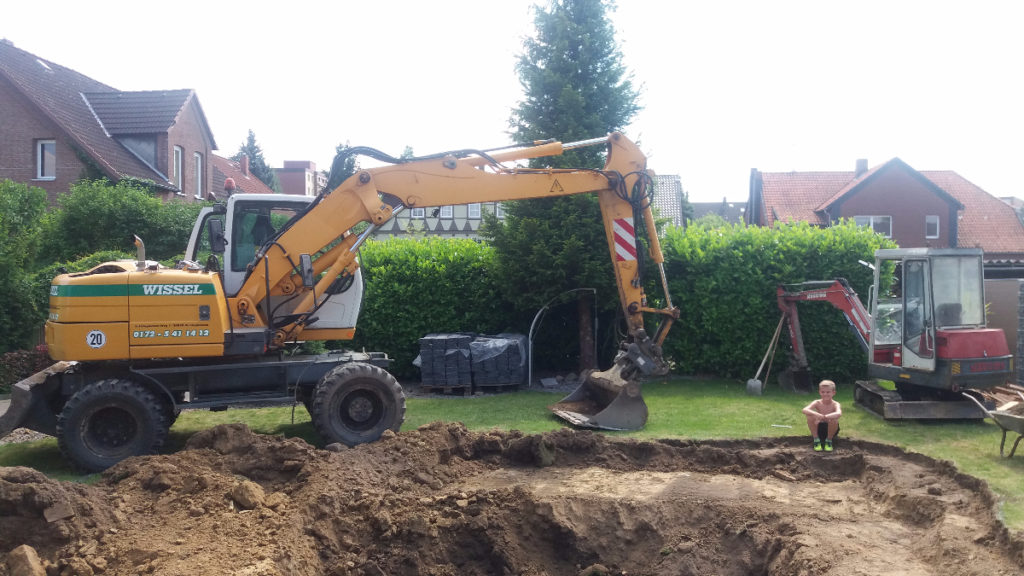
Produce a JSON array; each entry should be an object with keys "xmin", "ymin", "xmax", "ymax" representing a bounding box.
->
[
  {"xmin": 745, "ymin": 158, "xmax": 1024, "ymax": 276},
  {"xmin": 0, "ymin": 40, "xmax": 216, "ymax": 203}
]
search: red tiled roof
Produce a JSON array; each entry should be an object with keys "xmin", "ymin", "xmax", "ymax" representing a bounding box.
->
[
  {"xmin": 760, "ymin": 171, "xmax": 851, "ymax": 226},
  {"xmin": 210, "ymin": 154, "xmax": 275, "ymax": 199},
  {"xmin": 921, "ymin": 171, "xmax": 1024, "ymax": 256}
]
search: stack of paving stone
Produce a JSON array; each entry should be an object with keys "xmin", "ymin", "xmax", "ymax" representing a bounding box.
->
[
  {"xmin": 417, "ymin": 333, "xmax": 527, "ymax": 392},
  {"xmin": 417, "ymin": 333, "xmax": 473, "ymax": 390},
  {"xmin": 470, "ymin": 333, "xmax": 527, "ymax": 390}
]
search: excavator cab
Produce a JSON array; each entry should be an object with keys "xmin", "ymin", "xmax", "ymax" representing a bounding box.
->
[{"xmin": 863, "ymin": 249, "xmax": 1010, "ymax": 405}]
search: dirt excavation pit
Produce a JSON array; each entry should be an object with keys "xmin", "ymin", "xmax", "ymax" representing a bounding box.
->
[{"xmin": 2, "ymin": 423, "xmax": 1023, "ymax": 576}]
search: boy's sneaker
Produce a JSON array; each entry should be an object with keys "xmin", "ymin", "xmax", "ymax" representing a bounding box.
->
[
  {"xmin": 824, "ymin": 439, "xmax": 833, "ymax": 452},
  {"xmin": 813, "ymin": 439, "xmax": 822, "ymax": 452}
]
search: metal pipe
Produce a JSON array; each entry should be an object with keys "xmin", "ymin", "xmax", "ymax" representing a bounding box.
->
[
  {"xmin": 528, "ymin": 287, "xmax": 597, "ymax": 387},
  {"xmin": 657, "ymin": 262, "xmax": 673, "ymax": 310},
  {"xmin": 561, "ymin": 136, "xmax": 609, "ymax": 151},
  {"xmin": 350, "ymin": 206, "xmax": 404, "ymax": 253}
]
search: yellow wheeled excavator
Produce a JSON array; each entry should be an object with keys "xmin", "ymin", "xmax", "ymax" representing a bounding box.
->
[{"xmin": 0, "ymin": 133, "xmax": 678, "ymax": 471}]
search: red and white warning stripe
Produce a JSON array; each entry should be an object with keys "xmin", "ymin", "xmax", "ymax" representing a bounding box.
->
[{"xmin": 613, "ymin": 218, "xmax": 637, "ymax": 261}]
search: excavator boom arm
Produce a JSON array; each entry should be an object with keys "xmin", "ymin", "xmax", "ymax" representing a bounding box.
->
[{"xmin": 235, "ymin": 132, "xmax": 678, "ymax": 352}]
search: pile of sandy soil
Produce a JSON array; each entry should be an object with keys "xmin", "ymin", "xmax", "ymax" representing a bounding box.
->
[{"xmin": 1, "ymin": 422, "xmax": 1022, "ymax": 575}]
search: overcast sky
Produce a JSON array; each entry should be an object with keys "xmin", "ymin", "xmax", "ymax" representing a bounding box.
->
[{"xmin": 4, "ymin": 1, "xmax": 1022, "ymax": 203}]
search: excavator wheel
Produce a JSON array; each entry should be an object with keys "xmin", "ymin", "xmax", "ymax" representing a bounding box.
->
[
  {"xmin": 56, "ymin": 379, "xmax": 170, "ymax": 473},
  {"xmin": 311, "ymin": 362, "xmax": 406, "ymax": 447}
]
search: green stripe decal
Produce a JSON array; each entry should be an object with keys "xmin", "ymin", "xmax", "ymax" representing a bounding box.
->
[
  {"xmin": 52, "ymin": 284, "xmax": 217, "ymax": 297},
  {"xmin": 51, "ymin": 285, "xmax": 129, "ymax": 297}
]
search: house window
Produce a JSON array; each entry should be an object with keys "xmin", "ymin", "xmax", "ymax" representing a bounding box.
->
[
  {"xmin": 495, "ymin": 202, "xmax": 505, "ymax": 219},
  {"xmin": 925, "ymin": 215, "xmax": 939, "ymax": 239},
  {"xmin": 854, "ymin": 215, "xmax": 891, "ymax": 238},
  {"xmin": 36, "ymin": 140, "xmax": 56, "ymax": 179},
  {"xmin": 440, "ymin": 206, "xmax": 453, "ymax": 219},
  {"xmin": 468, "ymin": 203, "xmax": 481, "ymax": 219},
  {"xmin": 173, "ymin": 146, "xmax": 183, "ymax": 191},
  {"xmin": 410, "ymin": 207, "xmax": 425, "ymax": 219},
  {"xmin": 193, "ymin": 153, "xmax": 203, "ymax": 199}
]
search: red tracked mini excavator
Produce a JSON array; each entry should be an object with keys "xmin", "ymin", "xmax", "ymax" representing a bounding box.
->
[{"xmin": 773, "ymin": 248, "xmax": 1012, "ymax": 419}]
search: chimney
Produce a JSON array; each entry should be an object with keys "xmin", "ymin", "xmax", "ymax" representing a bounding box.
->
[
  {"xmin": 855, "ymin": 159, "xmax": 868, "ymax": 177},
  {"xmin": 241, "ymin": 154, "xmax": 250, "ymax": 176}
]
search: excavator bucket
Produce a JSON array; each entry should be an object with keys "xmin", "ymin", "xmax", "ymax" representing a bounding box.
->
[
  {"xmin": 0, "ymin": 362, "xmax": 69, "ymax": 440},
  {"xmin": 548, "ymin": 363, "xmax": 648, "ymax": 431}
]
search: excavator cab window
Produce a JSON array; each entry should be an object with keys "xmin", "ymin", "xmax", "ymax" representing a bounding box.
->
[
  {"xmin": 229, "ymin": 205, "xmax": 302, "ymax": 272},
  {"xmin": 931, "ymin": 256, "xmax": 984, "ymax": 328},
  {"xmin": 903, "ymin": 259, "xmax": 934, "ymax": 359},
  {"xmin": 231, "ymin": 212, "xmax": 276, "ymax": 271}
]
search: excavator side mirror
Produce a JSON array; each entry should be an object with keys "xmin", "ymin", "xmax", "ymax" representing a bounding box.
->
[
  {"xmin": 208, "ymin": 218, "xmax": 227, "ymax": 254},
  {"xmin": 299, "ymin": 254, "xmax": 315, "ymax": 288}
]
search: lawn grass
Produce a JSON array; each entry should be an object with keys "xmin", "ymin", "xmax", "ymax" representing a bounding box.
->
[{"xmin": 2, "ymin": 377, "xmax": 1022, "ymax": 529}]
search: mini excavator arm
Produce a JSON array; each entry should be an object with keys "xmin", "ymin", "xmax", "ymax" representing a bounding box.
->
[{"xmin": 776, "ymin": 279, "xmax": 872, "ymax": 373}]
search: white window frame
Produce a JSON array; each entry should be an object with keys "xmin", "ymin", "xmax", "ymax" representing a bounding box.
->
[
  {"xmin": 925, "ymin": 215, "xmax": 939, "ymax": 239},
  {"xmin": 173, "ymin": 146, "xmax": 184, "ymax": 192},
  {"xmin": 36, "ymin": 139, "xmax": 56, "ymax": 180},
  {"xmin": 440, "ymin": 205, "xmax": 453, "ymax": 219},
  {"xmin": 468, "ymin": 203, "xmax": 481, "ymax": 219},
  {"xmin": 193, "ymin": 152, "xmax": 203, "ymax": 199},
  {"xmin": 410, "ymin": 207, "xmax": 425, "ymax": 219},
  {"xmin": 854, "ymin": 215, "xmax": 891, "ymax": 238},
  {"xmin": 495, "ymin": 202, "xmax": 505, "ymax": 219}
]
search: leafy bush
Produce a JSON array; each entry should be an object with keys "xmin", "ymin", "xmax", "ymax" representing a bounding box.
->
[
  {"xmin": 38, "ymin": 179, "xmax": 205, "ymax": 264},
  {"xmin": 0, "ymin": 180, "xmax": 48, "ymax": 352},
  {"xmin": 349, "ymin": 237, "xmax": 510, "ymax": 377}
]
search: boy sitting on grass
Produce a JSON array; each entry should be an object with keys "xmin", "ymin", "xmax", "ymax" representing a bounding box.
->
[{"xmin": 802, "ymin": 380, "xmax": 841, "ymax": 452}]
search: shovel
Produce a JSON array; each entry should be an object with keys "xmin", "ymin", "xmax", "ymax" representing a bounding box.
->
[{"xmin": 747, "ymin": 314, "xmax": 785, "ymax": 395}]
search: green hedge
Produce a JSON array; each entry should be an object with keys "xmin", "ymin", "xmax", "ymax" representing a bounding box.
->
[
  {"xmin": 344, "ymin": 222, "xmax": 895, "ymax": 384},
  {"xmin": 659, "ymin": 220, "xmax": 896, "ymax": 383}
]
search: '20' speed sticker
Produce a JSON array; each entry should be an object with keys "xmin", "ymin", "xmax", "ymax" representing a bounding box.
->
[{"xmin": 86, "ymin": 330, "xmax": 106, "ymax": 349}]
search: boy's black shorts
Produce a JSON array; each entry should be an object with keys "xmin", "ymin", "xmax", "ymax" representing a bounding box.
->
[{"xmin": 817, "ymin": 421, "xmax": 840, "ymax": 440}]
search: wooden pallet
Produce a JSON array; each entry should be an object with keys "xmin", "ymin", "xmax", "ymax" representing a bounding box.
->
[
  {"xmin": 473, "ymin": 384, "xmax": 522, "ymax": 394},
  {"xmin": 983, "ymin": 384, "xmax": 1024, "ymax": 407}
]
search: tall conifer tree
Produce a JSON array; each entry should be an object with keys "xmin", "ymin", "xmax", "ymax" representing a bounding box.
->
[
  {"xmin": 232, "ymin": 130, "xmax": 281, "ymax": 192},
  {"xmin": 484, "ymin": 0, "xmax": 640, "ymax": 370}
]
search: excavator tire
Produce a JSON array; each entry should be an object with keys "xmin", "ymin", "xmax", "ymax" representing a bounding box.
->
[
  {"xmin": 57, "ymin": 379, "xmax": 171, "ymax": 473},
  {"xmin": 311, "ymin": 362, "xmax": 406, "ymax": 447}
]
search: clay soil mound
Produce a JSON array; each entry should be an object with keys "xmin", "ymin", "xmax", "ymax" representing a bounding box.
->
[{"xmin": 2, "ymin": 422, "xmax": 1023, "ymax": 575}]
